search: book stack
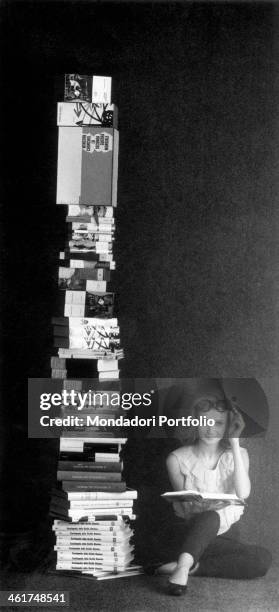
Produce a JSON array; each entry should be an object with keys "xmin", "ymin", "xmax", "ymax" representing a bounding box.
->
[
  {"xmin": 51, "ymin": 74, "xmax": 122, "ymax": 382},
  {"xmin": 50, "ymin": 438, "xmax": 140, "ymax": 579},
  {"xmin": 49, "ymin": 74, "xmax": 141, "ymax": 579}
]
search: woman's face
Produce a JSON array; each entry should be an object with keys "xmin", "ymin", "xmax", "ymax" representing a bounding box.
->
[{"xmin": 197, "ymin": 407, "xmax": 229, "ymax": 444}]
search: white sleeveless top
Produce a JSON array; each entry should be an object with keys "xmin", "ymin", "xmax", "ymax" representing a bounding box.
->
[{"xmin": 170, "ymin": 445, "xmax": 246, "ymax": 535}]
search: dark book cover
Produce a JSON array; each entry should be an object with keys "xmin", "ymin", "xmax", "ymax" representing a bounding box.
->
[
  {"xmin": 58, "ymin": 461, "xmax": 122, "ymax": 472},
  {"xmin": 64, "ymin": 74, "xmax": 93, "ymax": 102},
  {"xmin": 57, "ymin": 471, "xmax": 122, "ymax": 481}
]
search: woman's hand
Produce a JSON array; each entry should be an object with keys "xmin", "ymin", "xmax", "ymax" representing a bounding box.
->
[{"xmin": 191, "ymin": 499, "xmax": 230, "ymax": 512}]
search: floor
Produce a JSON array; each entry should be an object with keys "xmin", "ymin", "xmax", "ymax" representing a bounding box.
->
[{"xmin": 1, "ymin": 561, "xmax": 278, "ymax": 612}]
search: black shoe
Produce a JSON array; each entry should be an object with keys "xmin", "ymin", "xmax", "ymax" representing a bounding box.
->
[{"xmin": 168, "ymin": 581, "xmax": 188, "ymax": 596}]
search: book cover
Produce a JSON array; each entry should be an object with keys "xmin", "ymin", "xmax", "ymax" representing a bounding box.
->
[
  {"xmin": 161, "ymin": 490, "xmax": 245, "ymax": 505},
  {"xmin": 57, "ymin": 102, "xmax": 118, "ymax": 127},
  {"xmin": 64, "ymin": 75, "xmax": 111, "ymax": 103},
  {"xmin": 56, "ymin": 127, "xmax": 119, "ymax": 206}
]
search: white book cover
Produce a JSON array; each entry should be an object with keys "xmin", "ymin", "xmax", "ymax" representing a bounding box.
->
[
  {"xmin": 68, "ymin": 205, "xmax": 114, "ymax": 219},
  {"xmin": 57, "ymin": 102, "xmax": 116, "ymax": 127},
  {"xmin": 98, "ymin": 371, "xmax": 120, "ymax": 380},
  {"xmin": 92, "ymin": 76, "xmax": 112, "ymax": 104},
  {"xmin": 53, "ymin": 522, "xmax": 131, "ymax": 531},
  {"xmin": 68, "ymin": 500, "xmax": 133, "ymax": 508},
  {"xmin": 56, "ymin": 562, "xmax": 130, "ymax": 572},
  {"xmin": 69, "ymin": 260, "xmax": 98, "ymax": 269},
  {"xmin": 65, "ymin": 290, "xmax": 86, "ymax": 304},
  {"xmin": 53, "ymin": 523, "xmax": 131, "ymax": 534},
  {"xmin": 58, "ymin": 349, "xmax": 114, "ymax": 359},
  {"xmin": 72, "ymin": 221, "xmax": 99, "ymax": 231},
  {"xmin": 97, "ymin": 359, "xmax": 119, "ymax": 372},
  {"xmin": 86, "ymin": 280, "xmax": 107, "ymax": 292},
  {"xmin": 68, "ymin": 316, "xmax": 118, "ymax": 327},
  {"xmin": 66, "ymin": 491, "xmax": 137, "ymax": 501},
  {"xmin": 95, "ymin": 454, "xmax": 120, "ymax": 462},
  {"xmin": 64, "ymin": 304, "xmax": 85, "ymax": 317},
  {"xmin": 71, "ymin": 232, "xmax": 113, "ymax": 242},
  {"xmin": 55, "ymin": 536, "xmax": 132, "ymax": 544}
]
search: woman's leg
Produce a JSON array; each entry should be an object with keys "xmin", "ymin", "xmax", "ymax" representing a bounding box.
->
[
  {"xmin": 195, "ymin": 535, "xmax": 272, "ymax": 579},
  {"xmin": 169, "ymin": 511, "xmax": 220, "ymax": 587}
]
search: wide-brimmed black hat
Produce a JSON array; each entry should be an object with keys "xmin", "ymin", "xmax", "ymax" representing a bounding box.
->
[{"xmin": 155, "ymin": 377, "xmax": 269, "ymax": 438}]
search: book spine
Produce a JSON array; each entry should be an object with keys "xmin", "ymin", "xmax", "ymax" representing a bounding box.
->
[
  {"xmin": 60, "ymin": 439, "xmax": 125, "ymax": 450},
  {"xmin": 54, "ymin": 538, "xmax": 131, "ymax": 546},
  {"xmin": 53, "ymin": 490, "xmax": 136, "ymax": 501},
  {"xmin": 57, "ymin": 461, "xmax": 121, "ymax": 472},
  {"xmin": 58, "ymin": 453, "xmax": 120, "ymax": 462},
  {"xmin": 52, "ymin": 500, "xmax": 133, "ymax": 510},
  {"xmin": 98, "ymin": 371, "xmax": 120, "ymax": 380},
  {"xmin": 66, "ymin": 511, "xmax": 134, "ymax": 520},
  {"xmin": 53, "ymin": 524, "xmax": 130, "ymax": 532},
  {"xmin": 95, "ymin": 453, "xmax": 120, "ymax": 461},
  {"xmin": 112, "ymin": 129, "xmax": 119, "ymax": 207},
  {"xmin": 55, "ymin": 525, "xmax": 131, "ymax": 532},
  {"xmin": 51, "ymin": 356, "xmax": 66, "ymax": 368},
  {"xmin": 97, "ymin": 359, "xmax": 118, "ymax": 371},
  {"xmin": 51, "ymin": 369, "xmax": 67, "ymax": 378},
  {"xmin": 69, "ymin": 259, "xmax": 111, "ymax": 270},
  {"xmin": 55, "ymin": 536, "xmax": 131, "ymax": 544},
  {"xmin": 62, "ymin": 482, "xmax": 126, "ymax": 492},
  {"xmin": 53, "ymin": 522, "xmax": 131, "ymax": 531},
  {"xmin": 56, "ymin": 563, "xmax": 128, "ymax": 571},
  {"xmin": 56, "ymin": 556, "xmax": 133, "ymax": 564},
  {"xmin": 53, "ymin": 326, "xmax": 69, "ymax": 337},
  {"xmin": 55, "ymin": 541, "xmax": 132, "ymax": 549},
  {"xmin": 57, "ymin": 471, "xmax": 121, "ymax": 481},
  {"xmin": 54, "ymin": 337, "xmax": 70, "ymax": 348},
  {"xmin": 55, "ymin": 545, "xmax": 132, "ymax": 553}
]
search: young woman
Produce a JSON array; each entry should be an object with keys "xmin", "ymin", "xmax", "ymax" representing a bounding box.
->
[{"xmin": 158, "ymin": 395, "xmax": 272, "ymax": 596}]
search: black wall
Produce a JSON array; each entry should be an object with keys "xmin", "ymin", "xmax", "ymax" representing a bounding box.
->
[{"xmin": 1, "ymin": 2, "xmax": 279, "ymax": 538}]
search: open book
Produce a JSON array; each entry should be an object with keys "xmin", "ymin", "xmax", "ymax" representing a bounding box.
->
[{"xmin": 161, "ymin": 490, "xmax": 246, "ymax": 506}]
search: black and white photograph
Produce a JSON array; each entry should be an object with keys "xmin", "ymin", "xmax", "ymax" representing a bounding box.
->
[{"xmin": 1, "ymin": 1, "xmax": 279, "ymax": 611}]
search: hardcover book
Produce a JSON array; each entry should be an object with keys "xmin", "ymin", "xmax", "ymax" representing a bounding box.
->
[
  {"xmin": 161, "ymin": 490, "xmax": 245, "ymax": 505},
  {"xmin": 57, "ymin": 103, "xmax": 118, "ymax": 127},
  {"xmin": 56, "ymin": 127, "xmax": 119, "ymax": 206},
  {"xmin": 64, "ymin": 75, "xmax": 112, "ymax": 104},
  {"xmin": 68, "ymin": 205, "xmax": 114, "ymax": 219}
]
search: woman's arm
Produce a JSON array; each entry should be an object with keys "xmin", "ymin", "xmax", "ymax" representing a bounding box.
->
[
  {"xmin": 230, "ymin": 441, "xmax": 251, "ymax": 499},
  {"xmin": 166, "ymin": 453, "xmax": 184, "ymax": 491},
  {"xmin": 229, "ymin": 410, "xmax": 251, "ymax": 499}
]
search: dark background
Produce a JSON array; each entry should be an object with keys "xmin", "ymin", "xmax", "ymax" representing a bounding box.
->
[{"xmin": 1, "ymin": 0, "xmax": 279, "ymax": 564}]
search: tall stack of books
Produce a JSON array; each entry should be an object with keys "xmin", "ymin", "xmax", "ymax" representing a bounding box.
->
[
  {"xmin": 49, "ymin": 74, "xmax": 142, "ymax": 580},
  {"xmin": 50, "ymin": 437, "xmax": 140, "ymax": 579},
  {"xmin": 52, "ymin": 74, "xmax": 121, "ymax": 383}
]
